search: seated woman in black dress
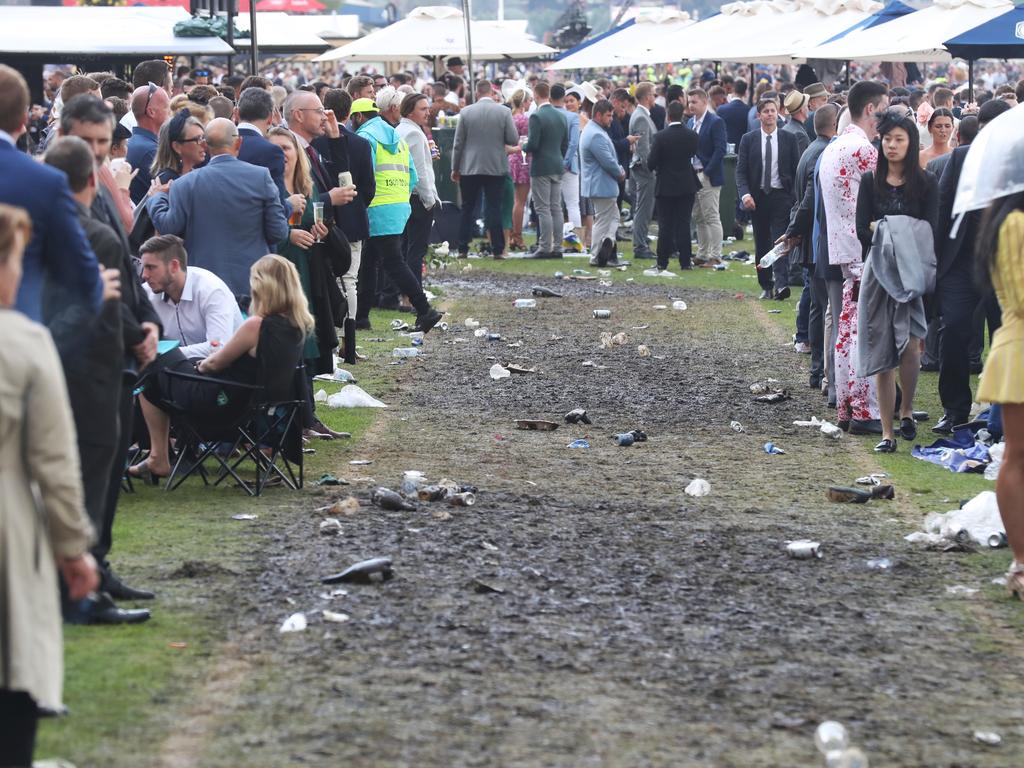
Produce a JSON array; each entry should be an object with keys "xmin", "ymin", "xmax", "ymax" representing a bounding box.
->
[{"xmin": 129, "ymin": 254, "xmax": 314, "ymax": 480}]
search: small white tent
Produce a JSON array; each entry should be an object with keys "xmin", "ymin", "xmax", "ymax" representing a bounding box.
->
[
  {"xmin": 314, "ymin": 6, "xmax": 554, "ymax": 63},
  {"xmin": 549, "ymin": 10, "xmax": 696, "ymax": 71}
]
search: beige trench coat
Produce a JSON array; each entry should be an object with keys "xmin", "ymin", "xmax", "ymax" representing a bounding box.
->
[{"xmin": 0, "ymin": 309, "xmax": 94, "ymax": 713}]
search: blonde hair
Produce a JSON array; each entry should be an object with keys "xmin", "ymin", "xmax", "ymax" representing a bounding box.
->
[
  {"xmin": 267, "ymin": 126, "xmax": 313, "ymax": 199},
  {"xmin": 249, "ymin": 254, "xmax": 315, "ymax": 335},
  {"xmin": 0, "ymin": 203, "xmax": 31, "ymax": 268},
  {"xmin": 168, "ymin": 96, "xmax": 213, "ymax": 124}
]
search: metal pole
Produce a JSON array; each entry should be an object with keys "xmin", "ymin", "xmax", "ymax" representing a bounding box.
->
[
  {"xmin": 968, "ymin": 59, "xmax": 974, "ymax": 103},
  {"xmin": 248, "ymin": 0, "xmax": 259, "ymax": 74},
  {"xmin": 845, "ymin": 60, "xmax": 851, "ymax": 89},
  {"xmin": 226, "ymin": 0, "xmax": 234, "ymax": 75},
  {"xmin": 635, "ymin": 64, "xmax": 640, "ymax": 84},
  {"xmin": 461, "ymin": 0, "xmax": 475, "ymax": 104},
  {"xmin": 748, "ymin": 63, "xmax": 753, "ymax": 105}
]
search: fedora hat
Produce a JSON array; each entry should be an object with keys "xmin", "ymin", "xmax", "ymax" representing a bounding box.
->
[
  {"xmin": 804, "ymin": 82, "xmax": 828, "ymax": 99},
  {"xmin": 784, "ymin": 90, "xmax": 809, "ymax": 114}
]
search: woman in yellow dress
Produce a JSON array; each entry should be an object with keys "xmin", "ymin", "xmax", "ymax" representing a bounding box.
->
[{"xmin": 976, "ymin": 198, "xmax": 1024, "ymax": 597}]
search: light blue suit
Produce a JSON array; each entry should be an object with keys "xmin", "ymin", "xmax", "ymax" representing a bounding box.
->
[
  {"xmin": 556, "ymin": 107, "xmax": 581, "ymax": 174},
  {"xmin": 147, "ymin": 154, "xmax": 288, "ymax": 295},
  {"xmin": 580, "ymin": 121, "xmax": 622, "ymax": 199}
]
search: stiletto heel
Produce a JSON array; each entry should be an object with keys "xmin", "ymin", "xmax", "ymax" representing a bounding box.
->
[{"xmin": 127, "ymin": 460, "xmax": 168, "ymax": 486}]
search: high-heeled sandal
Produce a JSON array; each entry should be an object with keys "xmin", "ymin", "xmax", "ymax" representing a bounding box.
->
[{"xmin": 1006, "ymin": 562, "xmax": 1024, "ymax": 600}]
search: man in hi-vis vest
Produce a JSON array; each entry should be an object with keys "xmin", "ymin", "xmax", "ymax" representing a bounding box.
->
[{"xmin": 351, "ymin": 98, "xmax": 443, "ymax": 334}]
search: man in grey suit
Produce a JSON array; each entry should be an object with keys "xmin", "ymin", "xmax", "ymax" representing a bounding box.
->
[
  {"xmin": 629, "ymin": 81, "xmax": 657, "ymax": 260},
  {"xmin": 147, "ymin": 118, "xmax": 289, "ymax": 295},
  {"xmin": 451, "ymin": 79, "xmax": 518, "ymax": 259}
]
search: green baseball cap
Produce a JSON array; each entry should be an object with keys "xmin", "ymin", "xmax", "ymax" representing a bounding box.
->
[{"xmin": 350, "ymin": 98, "xmax": 379, "ymax": 114}]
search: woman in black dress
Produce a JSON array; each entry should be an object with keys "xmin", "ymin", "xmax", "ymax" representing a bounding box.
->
[
  {"xmin": 855, "ymin": 106, "xmax": 939, "ymax": 453},
  {"xmin": 129, "ymin": 255, "xmax": 314, "ymax": 480}
]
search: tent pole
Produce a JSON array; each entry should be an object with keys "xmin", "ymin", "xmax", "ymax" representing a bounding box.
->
[
  {"xmin": 635, "ymin": 64, "xmax": 640, "ymax": 84},
  {"xmin": 715, "ymin": 60, "xmax": 720, "ymax": 78},
  {"xmin": 748, "ymin": 63, "xmax": 754, "ymax": 105},
  {"xmin": 226, "ymin": 0, "xmax": 235, "ymax": 75},
  {"xmin": 248, "ymin": 0, "xmax": 258, "ymax": 74},
  {"xmin": 968, "ymin": 58, "xmax": 974, "ymax": 103},
  {"xmin": 462, "ymin": 0, "xmax": 475, "ymax": 104},
  {"xmin": 845, "ymin": 60, "xmax": 851, "ymax": 88}
]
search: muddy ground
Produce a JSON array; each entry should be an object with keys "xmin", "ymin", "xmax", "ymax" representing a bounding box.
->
[{"xmin": 157, "ymin": 270, "xmax": 1022, "ymax": 767}]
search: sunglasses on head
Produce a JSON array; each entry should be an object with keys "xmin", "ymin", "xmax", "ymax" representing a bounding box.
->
[{"xmin": 144, "ymin": 81, "xmax": 157, "ymax": 113}]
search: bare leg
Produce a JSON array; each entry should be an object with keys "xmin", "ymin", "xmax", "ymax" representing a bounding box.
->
[
  {"xmin": 898, "ymin": 337, "xmax": 922, "ymax": 419},
  {"xmin": 512, "ymin": 183, "xmax": 529, "ymax": 246},
  {"xmin": 582, "ymin": 215, "xmax": 594, "ymax": 251},
  {"xmin": 875, "ymin": 369, "xmax": 897, "ymax": 441},
  {"xmin": 999, "ymin": 404, "xmax": 1024, "ymax": 564},
  {"xmin": 131, "ymin": 394, "xmax": 172, "ymax": 476}
]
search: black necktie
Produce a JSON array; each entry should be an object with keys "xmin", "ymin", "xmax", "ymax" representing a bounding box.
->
[
  {"xmin": 762, "ymin": 133, "xmax": 773, "ymax": 194},
  {"xmin": 306, "ymin": 145, "xmax": 330, "ymax": 192}
]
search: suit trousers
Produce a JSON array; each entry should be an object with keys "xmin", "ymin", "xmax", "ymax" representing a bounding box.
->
[
  {"xmin": 531, "ymin": 174, "xmax": 564, "ymax": 253},
  {"xmin": 458, "ymin": 174, "xmax": 505, "ymax": 256},
  {"xmin": 630, "ymin": 167, "xmax": 656, "ymax": 256},
  {"xmin": 95, "ymin": 380, "xmax": 130, "ymax": 565},
  {"xmin": 342, "ymin": 241, "xmax": 362, "ymax": 320},
  {"xmin": 655, "ymin": 194, "xmax": 696, "ymax": 268},
  {"xmin": 381, "ymin": 197, "xmax": 433, "ymax": 307},
  {"xmin": 812, "ymin": 275, "xmax": 843, "ymax": 402},
  {"xmin": 751, "ymin": 188, "xmax": 794, "ymax": 291},
  {"xmin": 0, "ymin": 690, "xmax": 37, "ymax": 768},
  {"xmin": 692, "ymin": 175, "xmax": 723, "ymax": 260},
  {"xmin": 591, "ymin": 197, "xmax": 619, "ymax": 256},
  {"xmin": 560, "ymin": 171, "xmax": 582, "ymax": 228},
  {"xmin": 356, "ymin": 235, "xmax": 430, "ymax": 322},
  {"xmin": 796, "ymin": 268, "xmax": 812, "ymax": 344},
  {"xmin": 938, "ymin": 259, "xmax": 1001, "ymax": 419}
]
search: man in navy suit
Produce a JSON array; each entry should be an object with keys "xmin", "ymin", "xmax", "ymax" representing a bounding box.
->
[
  {"xmin": 126, "ymin": 82, "xmax": 170, "ymax": 204},
  {"xmin": 147, "ymin": 118, "xmax": 289, "ymax": 295},
  {"xmin": 686, "ymin": 87, "xmax": 727, "ymax": 265},
  {"xmin": 716, "ymin": 78, "xmax": 750, "ymax": 148},
  {"xmin": 736, "ymin": 97, "xmax": 800, "ymax": 300},
  {"xmin": 0, "ymin": 65, "xmax": 103, "ymax": 326},
  {"xmin": 237, "ymin": 87, "xmax": 304, "ymax": 217}
]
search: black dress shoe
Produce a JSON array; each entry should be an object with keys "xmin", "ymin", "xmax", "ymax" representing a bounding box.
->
[
  {"xmin": 310, "ymin": 419, "xmax": 352, "ymax": 440},
  {"xmin": 898, "ymin": 417, "xmax": 917, "ymax": 441},
  {"xmin": 634, "ymin": 250, "xmax": 657, "ymax": 260},
  {"xmin": 103, "ymin": 569, "xmax": 155, "ymax": 601},
  {"xmin": 354, "ymin": 318, "xmax": 371, "ymax": 330},
  {"xmin": 774, "ymin": 286, "xmax": 791, "ymax": 300},
  {"xmin": 873, "ymin": 438, "xmax": 897, "ymax": 453},
  {"xmin": 72, "ymin": 593, "xmax": 151, "ymax": 625},
  {"xmin": 527, "ymin": 250, "xmax": 563, "ymax": 259},
  {"xmin": 759, "ymin": 289, "xmax": 772, "ymax": 300},
  {"xmin": 414, "ymin": 309, "xmax": 444, "ymax": 334},
  {"xmin": 809, "ymin": 372, "xmax": 823, "ymax": 390},
  {"xmin": 920, "ymin": 361, "xmax": 939, "ymax": 372},
  {"xmin": 932, "ymin": 413, "xmax": 966, "ymax": 435},
  {"xmin": 849, "ymin": 418, "xmax": 883, "ymax": 435}
]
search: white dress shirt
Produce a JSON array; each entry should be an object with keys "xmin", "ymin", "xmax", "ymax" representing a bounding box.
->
[
  {"xmin": 691, "ymin": 109, "xmax": 707, "ymax": 171},
  {"xmin": 760, "ymin": 127, "xmax": 781, "ymax": 190},
  {"xmin": 144, "ymin": 266, "xmax": 244, "ymax": 359}
]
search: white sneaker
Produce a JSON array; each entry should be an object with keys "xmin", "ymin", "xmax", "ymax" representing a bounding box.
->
[{"xmin": 794, "ymin": 342, "xmax": 811, "ymax": 354}]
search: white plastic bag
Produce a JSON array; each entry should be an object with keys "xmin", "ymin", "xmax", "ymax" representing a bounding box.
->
[
  {"xmin": 906, "ymin": 491, "xmax": 1003, "ymax": 546},
  {"xmin": 685, "ymin": 478, "xmax": 710, "ymax": 497},
  {"xmin": 326, "ymin": 385, "xmax": 388, "ymax": 409}
]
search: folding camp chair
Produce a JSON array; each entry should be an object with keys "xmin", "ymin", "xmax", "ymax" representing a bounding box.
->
[{"xmin": 158, "ymin": 364, "xmax": 306, "ymax": 496}]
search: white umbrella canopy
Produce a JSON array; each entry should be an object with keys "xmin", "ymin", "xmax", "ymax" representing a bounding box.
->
[
  {"xmin": 314, "ymin": 6, "xmax": 555, "ymax": 63},
  {"xmin": 548, "ymin": 9, "xmax": 696, "ymax": 70},
  {"xmin": 953, "ymin": 104, "xmax": 1024, "ymax": 217},
  {"xmin": 643, "ymin": 0, "xmax": 814, "ymax": 66},
  {"xmin": 799, "ymin": 0, "xmax": 1015, "ymax": 62}
]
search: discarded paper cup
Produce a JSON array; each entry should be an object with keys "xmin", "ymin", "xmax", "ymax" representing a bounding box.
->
[
  {"xmin": 787, "ymin": 540, "xmax": 822, "ymax": 559},
  {"xmin": 672, "ymin": 300, "xmax": 687, "ymax": 311},
  {"xmin": 593, "ymin": 309, "xmax": 611, "ymax": 319}
]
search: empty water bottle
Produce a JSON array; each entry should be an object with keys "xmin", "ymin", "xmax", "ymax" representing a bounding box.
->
[
  {"xmin": 612, "ymin": 432, "xmax": 635, "ymax": 446},
  {"xmin": 401, "ymin": 471, "xmax": 426, "ymax": 495},
  {"xmin": 814, "ymin": 721, "xmax": 849, "ymax": 755},
  {"xmin": 514, "ymin": 298, "xmax": 537, "ymax": 308}
]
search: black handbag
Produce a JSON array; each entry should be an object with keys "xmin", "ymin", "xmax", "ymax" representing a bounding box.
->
[{"xmin": 324, "ymin": 223, "xmax": 352, "ymax": 278}]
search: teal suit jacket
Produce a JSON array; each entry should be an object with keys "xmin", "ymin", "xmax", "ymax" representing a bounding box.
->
[{"xmin": 523, "ymin": 103, "xmax": 569, "ymax": 178}]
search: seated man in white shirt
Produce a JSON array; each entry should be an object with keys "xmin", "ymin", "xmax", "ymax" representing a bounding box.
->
[{"xmin": 138, "ymin": 234, "xmax": 244, "ymax": 357}]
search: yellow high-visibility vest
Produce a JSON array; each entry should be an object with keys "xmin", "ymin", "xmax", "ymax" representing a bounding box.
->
[{"xmin": 369, "ymin": 139, "xmax": 411, "ymax": 208}]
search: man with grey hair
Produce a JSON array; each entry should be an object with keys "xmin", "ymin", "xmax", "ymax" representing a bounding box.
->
[
  {"xmin": 237, "ymin": 86, "xmax": 303, "ymax": 215},
  {"xmin": 147, "ymin": 117, "xmax": 289, "ymax": 293}
]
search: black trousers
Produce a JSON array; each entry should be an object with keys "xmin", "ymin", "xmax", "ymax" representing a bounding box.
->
[
  {"xmin": 458, "ymin": 174, "xmax": 505, "ymax": 256},
  {"xmin": 655, "ymin": 193, "xmax": 695, "ymax": 268},
  {"xmin": 0, "ymin": 690, "xmax": 37, "ymax": 767},
  {"xmin": 95, "ymin": 378, "xmax": 131, "ymax": 566},
  {"xmin": 356, "ymin": 235, "xmax": 430, "ymax": 322},
  {"xmin": 938, "ymin": 259, "xmax": 1001, "ymax": 419},
  {"xmin": 751, "ymin": 188, "xmax": 794, "ymax": 291},
  {"xmin": 403, "ymin": 196, "xmax": 435, "ymax": 287}
]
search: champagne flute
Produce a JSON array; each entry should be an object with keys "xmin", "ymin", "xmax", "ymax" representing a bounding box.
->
[{"xmin": 312, "ymin": 202, "xmax": 325, "ymax": 243}]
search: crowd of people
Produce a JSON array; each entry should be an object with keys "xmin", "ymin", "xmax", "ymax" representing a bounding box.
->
[{"xmin": 1, "ymin": 52, "xmax": 1023, "ymax": 765}]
